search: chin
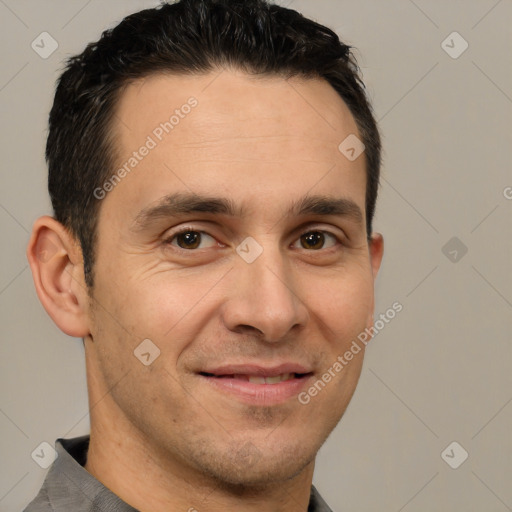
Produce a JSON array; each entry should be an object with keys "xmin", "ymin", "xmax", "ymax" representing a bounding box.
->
[{"xmin": 190, "ymin": 439, "xmax": 316, "ymax": 491}]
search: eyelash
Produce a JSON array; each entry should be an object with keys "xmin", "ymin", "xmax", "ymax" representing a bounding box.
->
[{"xmin": 162, "ymin": 226, "xmax": 345, "ymax": 252}]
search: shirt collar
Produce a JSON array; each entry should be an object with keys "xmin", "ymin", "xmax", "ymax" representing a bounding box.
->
[{"xmin": 40, "ymin": 436, "xmax": 138, "ymax": 511}]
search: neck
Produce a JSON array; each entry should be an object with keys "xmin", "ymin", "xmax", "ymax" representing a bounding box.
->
[{"xmin": 83, "ymin": 342, "xmax": 315, "ymax": 512}]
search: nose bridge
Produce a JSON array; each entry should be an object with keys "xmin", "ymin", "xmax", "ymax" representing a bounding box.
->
[{"xmin": 224, "ymin": 239, "xmax": 308, "ymax": 342}]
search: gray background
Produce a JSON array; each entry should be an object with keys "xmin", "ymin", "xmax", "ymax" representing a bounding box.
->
[{"xmin": 1, "ymin": 0, "xmax": 511, "ymax": 511}]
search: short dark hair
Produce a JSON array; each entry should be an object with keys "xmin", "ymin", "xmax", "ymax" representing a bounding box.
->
[{"xmin": 47, "ymin": 0, "xmax": 381, "ymax": 287}]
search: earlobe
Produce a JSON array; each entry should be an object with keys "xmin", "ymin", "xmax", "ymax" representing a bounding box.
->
[{"xmin": 27, "ymin": 216, "xmax": 90, "ymax": 338}]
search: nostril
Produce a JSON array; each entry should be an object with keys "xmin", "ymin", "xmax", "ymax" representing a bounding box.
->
[{"xmin": 235, "ymin": 325, "xmax": 264, "ymax": 337}]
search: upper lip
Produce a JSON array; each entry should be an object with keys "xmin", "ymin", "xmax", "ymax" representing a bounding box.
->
[{"xmin": 199, "ymin": 363, "xmax": 313, "ymax": 377}]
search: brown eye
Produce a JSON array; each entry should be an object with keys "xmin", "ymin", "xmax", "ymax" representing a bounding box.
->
[
  {"xmin": 301, "ymin": 232, "xmax": 324, "ymax": 250},
  {"xmin": 295, "ymin": 231, "xmax": 338, "ymax": 250},
  {"xmin": 166, "ymin": 230, "xmax": 217, "ymax": 250},
  {"xmin": 176, "ymin": 231, "xmax": 201, "ymax": 249}
]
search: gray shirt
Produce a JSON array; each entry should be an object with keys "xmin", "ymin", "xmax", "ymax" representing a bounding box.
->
[{"xmin": 23, "ymin": 436, "xmax": 334, "ymax": 512}]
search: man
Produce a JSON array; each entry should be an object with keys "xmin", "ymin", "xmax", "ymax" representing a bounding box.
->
[{"xmin": 25, "ymin": 0, "xmax": 383, "ymax": 510}]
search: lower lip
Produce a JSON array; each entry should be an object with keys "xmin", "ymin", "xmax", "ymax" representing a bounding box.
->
[{"xmin": 199, "ymin": 374, "xmax": 313, "ymax": 405}]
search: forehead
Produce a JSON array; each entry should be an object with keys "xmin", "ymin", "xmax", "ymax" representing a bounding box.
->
[{"xmin": 107, "ymin": 70, "xmax": 367, "ymax": 222}]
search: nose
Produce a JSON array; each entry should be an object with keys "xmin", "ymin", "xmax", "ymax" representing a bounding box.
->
[{"xmin": 220, "ymin": 244, "xmax": 309, "ymax": 343}]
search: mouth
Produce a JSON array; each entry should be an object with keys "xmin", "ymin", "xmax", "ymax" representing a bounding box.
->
[
  {"xmin": 200, "ymin": 371, "xmax": 309, "ymax": 384},
  {"xmin": 197, "ymin": 366, "xmax": 314, "ymax": 405}
]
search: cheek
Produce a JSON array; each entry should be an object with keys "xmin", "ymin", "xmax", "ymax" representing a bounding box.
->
[
  {"xmin": 311, "ymin": 268, "xmax": 375, "ymax": 342},
  {"xmin": 93, "ymin": 256, "xmax": 202, "ymax": 337},
  {"xmin": 90, "ymin": 268, "xmax": 231, "ymax": 381},
  {"xmin": 130, "ymin": 271, "xmax": 226, "ymax": 340}
]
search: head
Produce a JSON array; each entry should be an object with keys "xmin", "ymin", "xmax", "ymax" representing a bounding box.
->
[{"xmin": 28, "ymin": 0, "xmax": 384, "ymax": 492}]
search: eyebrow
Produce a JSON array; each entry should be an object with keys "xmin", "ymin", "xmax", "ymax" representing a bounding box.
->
[{"xmin": 132, "ymin": 192, "xmax": 364, "ymax": 231}]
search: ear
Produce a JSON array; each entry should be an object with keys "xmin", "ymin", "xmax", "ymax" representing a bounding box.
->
[
  {"xmin": 368, "ymin": 232, "xmax": 384, "ymax": 280},
  {"xmin": 364, "ymin": 232, "xmax": 384, "ymax": 333},
  {"xmin": 27, "ymin": 216, "xmax": 90, "ymax": 338}
]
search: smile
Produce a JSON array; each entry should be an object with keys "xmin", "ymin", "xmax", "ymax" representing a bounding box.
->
[{"xmin": 198, "ymin": 367, "xmax": 314, "ymax": 405}]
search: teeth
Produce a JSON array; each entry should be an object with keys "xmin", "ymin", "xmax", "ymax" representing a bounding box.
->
[
  {"xmin": 263, "ymin": 374, "xmax": 287, "ymax": 384},
  {"xmin": 247, "ymin": 373, "xmax": 293, "ymax": 384},
  {"xmin": 248, "ymin": 376, "xmax": 267, "ymax": 384}
]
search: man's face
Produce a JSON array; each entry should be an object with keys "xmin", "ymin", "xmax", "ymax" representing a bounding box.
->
[{"xmin": 87, "ymin": 70, "xmax": 382, "ymax": 487}]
